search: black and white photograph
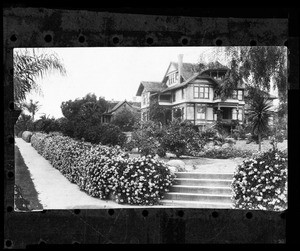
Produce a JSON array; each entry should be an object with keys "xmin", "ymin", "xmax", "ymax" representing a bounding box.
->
[{"xmin": 13, "ymin": 46, "xmax": 288, "ymax": 211}]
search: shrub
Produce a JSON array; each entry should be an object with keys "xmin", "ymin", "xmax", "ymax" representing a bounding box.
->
[
  {"xmin": 33, "ymin": 116, "xmax": 61, "ymax": 133},
  {"xmin": 30, "ymin": 133, "xmax": 174, "ymax": 205},
  {"xmin": 22, "ymin": 131, "xmax": 33, "ymax": 142},
  {"xmin": 131, "ymin": 121, "xmax": 165, "ymax": 156},
  {"xmin": 232, "ymin": 124, "xmax": 247, "ymax": 140},
  {"xmin": 15, "ymin": 113, "xmax": 33, "ymax": 136},
  {"xmin": 200, "ymin": 146, "xmax": 253, "ymax": 159},
  {"xmin": 231, "ymin": 148, "xmax": 287, "ymax": 211},
  {"xmin": 101, "ymin": 156, "xmax": 175, "ymax": 205},
  {"xmin": 162, "ymin": 120, "xmax": 204, "ymax": 157},
  {"xmin": 111, "ymin": 108, "xmax": 140, "ymax": 132},
  {"xmin": 68, "ymin": 121, "xmax": 127, "ymax": 147}
]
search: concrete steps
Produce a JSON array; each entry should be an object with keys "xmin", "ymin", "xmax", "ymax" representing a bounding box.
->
[
  {"xmin": 170, "ymin": 185, "xmax": 232, "ymax": 195},
  {"xmin": 161, "ymin": 172, "xmax": 233, "ymax": 208}
]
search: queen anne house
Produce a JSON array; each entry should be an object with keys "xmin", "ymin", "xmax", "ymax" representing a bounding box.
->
[{"xmin": 136, "ymin": 55, "xmax": 247, "ymax": 130}]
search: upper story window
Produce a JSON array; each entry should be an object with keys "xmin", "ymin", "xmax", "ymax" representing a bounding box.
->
[
  {"xmin": 142, "ymin": 92, "xmax": 149, "ymax": 106},
  {"xmin": 168, "ymin": 72, "xmax": 178, "ymax": 85},
  {"xmin": 232, "ymin": 90, "xmax": 238, "ymax": 99},
  {"xmin": 172, "ymin": 92, "xmax": 176, "ymax": 102},
  {"xmin": 238, "ymin": 90, "xmax": 244, "ymax": 100},
  {"xmin": 194, "ymin": 84, "xmax": 209, "ymax": 99},
  {"xmin": 182, "ymin": 88, "xmax": 185, "ymax": 99}
]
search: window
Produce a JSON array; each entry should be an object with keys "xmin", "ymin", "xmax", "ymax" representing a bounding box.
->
[
  {"xmin": 238, "ymin": 109, "xmax": 243, "ymax": 121},
  {"xmin": 232, "ymin": 109, "xmax": 237, "ymax": 120},
  {"xmin": 172, "ymin": 92, "xmax": 176, "ymax": 102},
  {"xmin": 182, "ymin": 88, "xmax": 185, "ymax": 99},
  {"xmin": 142, "ymin": 93, "xmax": 149, "ymax": 105},
  {"xmin": 238, "ymin": 90, "xmax": 243, "ymax": 100},
  {"xmin": 232, "ymin": 90, "xmax": 237, "ymax": 99},
  {"xmin": 194, "ymin": 85, "xmax": 209, "ymax": 99},
  {"xmin": 169, "ymin": 72, "xmax": 178, "ymax": 84},
  {"xmin": 196, "ymin": 105, "xmax": 206, "ymax": 120},
  {"xmin": 194, "ymin": 86, "xmax": 199, "ymax": 98}
]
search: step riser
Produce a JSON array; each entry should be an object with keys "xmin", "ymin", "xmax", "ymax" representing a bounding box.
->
[
  {"xmin": 175, "ymin": 173, "xmax": 233, "ymax": 180},
  {"xmin": 161, "ymin": 202, "xmax": 232, "ymax": 209},
  {"xmin": 175, "ymin": 179, "xmax": 232, "ymax": 187},
  {"xmin": 164, "ymin": 194, "xmax": 232, "ymax": 203},
  {"xmin": 170, "ymin": 186, "xmax": 232, "ymax": 195}
]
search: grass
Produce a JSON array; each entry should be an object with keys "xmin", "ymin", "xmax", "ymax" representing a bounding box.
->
[{"xmin": 14, "ymin": 145, "xmax": 43, "ymax": 210}]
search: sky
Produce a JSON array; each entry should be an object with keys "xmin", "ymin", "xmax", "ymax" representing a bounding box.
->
[{"xmin": 15, "ymin": 46, "xmax": 280, "ymax": 119}]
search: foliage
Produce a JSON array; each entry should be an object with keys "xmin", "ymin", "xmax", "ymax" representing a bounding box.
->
[
  {"xmin": 30, "ymin": 133, "xmax": 174, "ymax": 205},
  {"xmin": 200, "ymin": 146, "xmax": 254, "ymax": 159},
  {"xmin": 232, "ymin": 124, "xmax": 248, "ymax": 140},
  {"xmin": 61, "ymin": 93, "xmax": 108, "ymax": 123},
  {"xmin": 247, "ymin": 93, "xmax": 273, "ymax": 151},
  {"xmin": 33, "ymin": 115, "xmax": 61, "ymax": 133},
  {"xmin": 111, "ymin": 108, "xmax": 140, "ymax": 132},
  {"xmin": 161, "ymin": 119, "xmax": 204, "ymax": 157},
  {"xmin": 130, "ymin": 121, "xmax": 165, "ymax": 156},
  {"xmin": 60, "ymin": 94, "xmax": 126, "ymax": 146},
  {"xmin": 232, "ymin": 148, "xmax": 287, "ymax": 211},
  {"xmin": 20, "ymin": 99, "xmax": 41, "ymax": 121},
  {"xmin": 149, "ymin": 96, "xmax": 172, "ymax": 125},
  {"xmin": 14, "ymin": 113, "xmax": 34, "ymax": 136},
  {"xmin": 199, "ymin": 127, "xmax": 226, "ymax": 145},
  {"xmin": 14, "ymin": 48, "xmax": 66, "ymax": 104},
  {"xmin": 211, "ymin": 46, "xmax": 287, "ymax": 104}
]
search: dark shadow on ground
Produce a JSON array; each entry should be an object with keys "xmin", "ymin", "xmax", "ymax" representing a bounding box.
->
[{"xmin": 14, "ymin": 144, "xmax": 43, "ymax": 211}]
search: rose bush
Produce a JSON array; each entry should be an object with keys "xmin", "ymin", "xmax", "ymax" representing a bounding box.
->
[
  {"xmin": 30, "ymin": 133, "xmax": 174, "ymax": 205},
  {"xmin": 231, "ymin": 148, "xmax": 287, "ymax": 211}
]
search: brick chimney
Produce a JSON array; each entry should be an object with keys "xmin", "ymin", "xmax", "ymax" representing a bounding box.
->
[{"xmin": 178, "ymin": 54, "xmax": 183, "ymax": 84}]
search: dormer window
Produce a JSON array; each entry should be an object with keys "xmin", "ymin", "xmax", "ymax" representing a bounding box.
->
[{"xmin": 169, "ymin": 72, "xmax": 178, "ymax": 85}]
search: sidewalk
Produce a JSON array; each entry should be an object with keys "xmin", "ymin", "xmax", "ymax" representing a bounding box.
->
[{"xmin": 15, "ymin": 138, "xmax": 156, "ymax": 209}]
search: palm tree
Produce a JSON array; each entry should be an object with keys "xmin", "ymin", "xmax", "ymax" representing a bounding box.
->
[
  {"xmin": 14, "ymin": 49, "xmax": 66, "ymax": 105},
  {"xmin": 247, "ymin": 93, "xmax": 273, "ymax": 151},
  {"xmin": 21, "ymin": 99, "xmax": 41, "ymax": 121}
]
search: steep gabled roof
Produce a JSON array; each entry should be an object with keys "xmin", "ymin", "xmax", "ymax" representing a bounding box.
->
[
  {"xmin": 206, "ymin": 61, "xmax": 229, "ymax": 70},
  {"xmin": 136, "ymin": 81, "xmax": 165, "ymax": 96},
  {"xmin": 171, "ymin": 62, "xmax": 199, "ymax": 81},
  {"xmin": 162, "ymin": 73, "xmax": 199, "ymax": 92},
  {"xmin": 108, "ymin": 100, "xmax": 141, "ymax": 113}
]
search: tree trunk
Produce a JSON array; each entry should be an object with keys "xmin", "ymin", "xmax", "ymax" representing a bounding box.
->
[{"xmin": 258, "ymin": 133, "xmax": 261, "ymax": 151}]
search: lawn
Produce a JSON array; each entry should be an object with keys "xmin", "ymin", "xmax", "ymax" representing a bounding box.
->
[
  {"xmin": 128, "ymin": 139, "xmax": 288, "ymax": 173},
  {"xmin": 14, "ymin": 145, "xmax": 43, "ymax": 211}
]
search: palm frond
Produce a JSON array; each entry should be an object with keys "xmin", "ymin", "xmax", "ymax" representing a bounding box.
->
[{"xmin": 13, "ymin": 49, "xmax": 66, "ymax": 103}]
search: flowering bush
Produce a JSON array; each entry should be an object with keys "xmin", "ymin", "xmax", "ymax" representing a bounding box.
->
[
  {"xmin": 30, "ymin": 133, "xmax": 174, "ymax": 205},
  {"xmin": 231, "ymin": 148, "xmax": 287, "ymax": 211}
]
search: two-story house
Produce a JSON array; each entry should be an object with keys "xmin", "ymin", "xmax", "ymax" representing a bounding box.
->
[{"xmin": 136, "ymin": 55, "xmax": 246, "ymax": 130}]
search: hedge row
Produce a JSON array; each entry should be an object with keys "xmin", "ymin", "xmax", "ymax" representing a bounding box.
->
[{"xmin": 31, "ymin": 132, "xmax": 175, "ymax": 205}]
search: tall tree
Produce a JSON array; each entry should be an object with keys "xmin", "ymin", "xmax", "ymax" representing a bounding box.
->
[
  {"xmin": 14, "ymin": 49, "xmax": 66, "ymax": 105},
  {"xmin": 61, "ymin": 93, "xmax": 109, "ymax": 123},
  {"xmin": 201, "ymin": 46, "xmax": 288, "ymax": 104}
]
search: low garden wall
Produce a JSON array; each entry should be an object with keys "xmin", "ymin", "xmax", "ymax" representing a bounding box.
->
[{"xmin": 30, "ymin": 132, "xmax": 175, "ymax": 205}]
